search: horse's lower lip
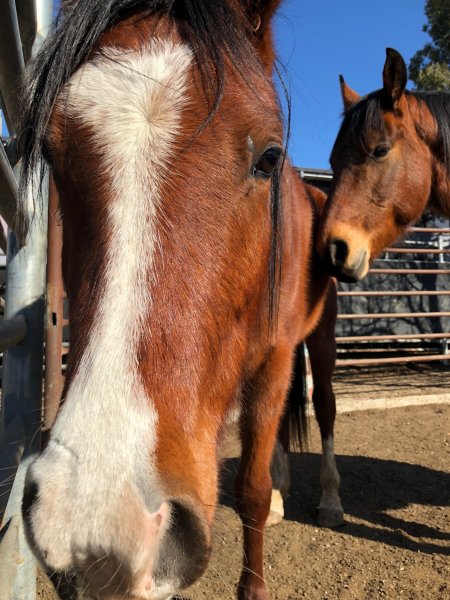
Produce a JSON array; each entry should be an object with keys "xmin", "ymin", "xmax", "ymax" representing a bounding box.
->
[
  {"xmin": 320, "ymin": 252, "xmax": 367, "ymax": 282},
  {"xmin": 327, "ymin": 265, "xmax": 362, "ymax": 283}
]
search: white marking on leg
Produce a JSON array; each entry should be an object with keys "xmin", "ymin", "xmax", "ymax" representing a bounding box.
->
[
  {"xmin": 267, "ymin": 440, "xmax": 289, "ymax": 526},
  {"xmin": 267, "ymin": 489, "xmax": 284, "ymax": 527}
]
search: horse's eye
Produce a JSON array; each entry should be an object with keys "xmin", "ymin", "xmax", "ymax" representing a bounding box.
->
[
  {"xmin": 253, "ymin": 146, "xmax": 282, "ymax": 178},
  {"xmin": 372, "ymin": 145, "xmax": 390, "ymax": 159}
]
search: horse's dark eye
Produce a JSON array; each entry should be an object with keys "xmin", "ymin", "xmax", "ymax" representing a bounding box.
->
[
  {"xmin": 372, "ymin": 145, "xmax": 390, "ymax": 159},
  {"xmin": 253, "ymin": 146, "xmax": 282, "ymax": 178}
]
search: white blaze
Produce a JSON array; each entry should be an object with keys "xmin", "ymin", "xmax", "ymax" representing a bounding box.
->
[{"xmin": 29, "ymin": 41, "xmax": 192, "ymax": 574}]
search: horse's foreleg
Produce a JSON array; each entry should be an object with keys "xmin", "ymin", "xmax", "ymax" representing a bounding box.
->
[
  {"xmin": 267, "ymin": 409, "xmax": 290, "ymax": 526},
  {"xmin": 235, "ymin": 347, "xmax": 293, "ymax": 600},
  {"xmin": 267, "ymin": 340, "xmax": 308, "ymax": 526},
  {"xmin": 306, "ymin": 285, "xmax": 344, "ymax": 527}
]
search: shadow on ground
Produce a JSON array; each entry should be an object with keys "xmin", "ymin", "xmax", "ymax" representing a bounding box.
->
[{"xmin": 219, "ymin": 452, "xmax": 450, "ymax": 556}]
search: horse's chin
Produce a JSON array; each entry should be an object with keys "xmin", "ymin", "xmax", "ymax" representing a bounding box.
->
[
  {"xmin": 329, "ymin": 267, "xmax": 364, "ymax": 283},
  {"xmin": 320, "ymin": 256, "xmax": 368, "ymax": 283}
]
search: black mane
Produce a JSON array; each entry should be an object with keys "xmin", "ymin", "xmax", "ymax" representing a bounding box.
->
[
  {"xmin": 334, "ymin": 88, "xmax": 450, "ymax": 173},
  {"xmin": 415, "ymin": 90, "xmax": 450, "ymax": 173}
]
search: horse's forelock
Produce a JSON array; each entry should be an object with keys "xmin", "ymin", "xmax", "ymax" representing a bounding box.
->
[
  {"xmin": 336, "ymin": 92, "xmax": 387, "ymax": 152},
  {"xmin": 20, "ymin": 0, "xmax": 285, "ymax": 330},
  {"xmin": 19, "ymin": 0, "xmax": 260, "ymax": 209}
]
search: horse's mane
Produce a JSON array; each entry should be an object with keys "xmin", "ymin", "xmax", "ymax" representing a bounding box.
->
[
  {"xmin": 334, "ymin": 88, "xmax": 450, "ymax": 174},
  {"xmin": 414, "ymin": 91, "xmax": 450, "ymax": 173},
  {"xmin": 19, "ymin": 0, "xmax": 285, "ymax": 326}
]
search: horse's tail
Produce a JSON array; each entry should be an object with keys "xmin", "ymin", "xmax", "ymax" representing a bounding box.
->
[{"xmin": 288, "ymin": 342, "xmax": 310, "ymax": 451}]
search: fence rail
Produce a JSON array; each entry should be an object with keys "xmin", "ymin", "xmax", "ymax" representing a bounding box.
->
[
  {"xmin": 338, "ymin": 311, "xmax": 450, "ymax": 320},
  {"xmin": 368, "ymin": 268, "xmax": 450, "ymax": 275},
  {"xmin": 339, "ymin": 290, "xmax": 450, "ymax": 297},
  {"xmin": 336, "ymin": 225, "xmax": 450, "ymax": 367},
  {"xmin": 336, "ymin": 332, "xmax": 450, "ymax": 343}
]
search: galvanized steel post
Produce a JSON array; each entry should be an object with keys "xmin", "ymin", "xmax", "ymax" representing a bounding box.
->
[
  {"xmin": 0, "ymin": 0, "xmax": 25, "ymax": 133},
  {"xmin": 0, "ymin": 176, "xmax": 48, "ymax": 600},
  {"xmin": 0, "ymin": 2, "xmax": 55, "ymax": 598}
]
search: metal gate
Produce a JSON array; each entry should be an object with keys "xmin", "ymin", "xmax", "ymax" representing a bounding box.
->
[{"xmin": 0, "ymin": 2, "xmax": 53, "ymax": 598}]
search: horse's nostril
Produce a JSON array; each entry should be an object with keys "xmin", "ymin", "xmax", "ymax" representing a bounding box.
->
[
  {"xmin": 329, "ymin": 238, "xmax": 349, "ymax": 266},
  {"xmin": 155, "ymin": 500, "xmax": 210, "ymax": 589},
  {"xmin": 22, "ymin": 479, "xmax": 38, "ymax": 520},
  {"xmin": 22, "ymin": 478, "xmax": 40, "ymax": 553}
]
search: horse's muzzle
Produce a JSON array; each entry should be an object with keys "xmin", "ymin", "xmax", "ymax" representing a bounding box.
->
[
  {"xmin": 23, "ymin": 473, "xmax": 210, "ymax": 599},
  {"xmin": 322, "ymin": 237, "xmax": 369, "ymax": 282}
]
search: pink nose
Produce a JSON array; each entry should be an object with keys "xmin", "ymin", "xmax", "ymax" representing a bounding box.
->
[{"xmin": 72, "ymin": 503, "xmax": 171, "ymax": 597}]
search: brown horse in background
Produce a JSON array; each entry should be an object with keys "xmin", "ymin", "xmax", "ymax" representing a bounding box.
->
[
  {"xmin": 317, "ymin": 48, "xmax": 450, "ymax": 281},
  {"xmin": 20, "ymin": 2, "xmax": 341, "ymax": 599}
]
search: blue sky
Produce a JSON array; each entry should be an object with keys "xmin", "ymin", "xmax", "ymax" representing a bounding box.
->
[
  {"xmin": 273, "ymin": 0, "xmax": 430, "ymax": 169},
  {"xmin": 2, "ymin": 1, "xmax": 431, "ymax": 170}
]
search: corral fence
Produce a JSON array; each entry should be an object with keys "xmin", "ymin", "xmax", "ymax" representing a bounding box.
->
[
  {"xmin": 299, "ymin": 168, "xmax": 450, "ymax": 367},
  {"xmin": 0, "ymin": 2, "xmax": 54, "ymax": 598}
]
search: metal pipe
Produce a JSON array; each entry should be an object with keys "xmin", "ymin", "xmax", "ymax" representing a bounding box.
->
[
  {"xmin": 336, "ymin": 332, "xmax": 450, "ymax": 343},
  {"xmin": 336, "ymin": 353, "xmax": 449, "ymax": 367},
  {"xmin": 35, "ymin": 0, "xmax": 54, "ymax": 50},
  {"xmin": 15, "ymin": 0, "xmax": 37, "ymax": 63},
  {"xmin": 44, "ymin": 175, "xmax": 64, "ymax": 435},
  {"xmin": 338, "ymin": 311, "xmax": 450, "ymax": 320},
  {"xmin": 0, "ymin": 412, "xmax": 26, "ymax": 522},
  {"xmin": 0, "ymin": 1, "xmax": 25, "ymax": 134},
  {"xmin": 369, "ymin": 268, "xmax": 450, "ymax": 275},
  {"xmin": 410, "ymin": 227, "xmax": 450, "ymax": 233},
  {"xmin": 0, "ymin": 5, "xmax": 54, "ymax": 599},
  {"xmin": 0, "ymin": 455, "xmax": 36, "ymax": 598},
  {"xmin": 1, "ymin": 169, "xmax": 48, "ymax": 600},
  {"xmin": 384, "ymin": 247, "xmax": 450, "ymax": 254},
  {"xmin": 0, "ymin": 142, "xmax": 28, "ymax": 243},
  {"xmin": 2, "ymin": 169, "xmax": 48, "ymax": 442},
  {"xmin": 0, "ymin": 315, "xmax": 27, "ymax": 353},
  {"xmin": 338, "ymin": 290, "xmax": 450, "ymax": 297}
]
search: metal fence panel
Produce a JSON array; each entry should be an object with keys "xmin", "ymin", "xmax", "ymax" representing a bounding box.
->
[{"xmin": 0, "ymin": 2, "xmax": 54, "ymax": 599}]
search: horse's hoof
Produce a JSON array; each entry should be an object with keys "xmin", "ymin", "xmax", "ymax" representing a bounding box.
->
[
  {"xmin": 266, "ymin": 509, "xmax": 283, "ymax": 527},
  {"xmin": 238, "ymin": 580, "xmax": 270, "ymax": 600},
  {"xmin": 266, "ymin": 489, "xmax": 284, "ymax": 527},
  {"xmin": 317, "ymin": 507, "xmax": 344, "ymax": 528}
]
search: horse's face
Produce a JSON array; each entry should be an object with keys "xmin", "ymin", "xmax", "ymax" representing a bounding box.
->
[
  {"xmin": 317, "ymin": 49, "xmax": 433, "ymax": 282},
  {"xmin": 23, "ymin": 6, "xmax": 282, "ymax": 599}
]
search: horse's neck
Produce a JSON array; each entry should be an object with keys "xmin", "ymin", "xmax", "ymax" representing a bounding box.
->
[{"xmin": 410, "ymin": 93, "xmax": 450, "ymax": 217}]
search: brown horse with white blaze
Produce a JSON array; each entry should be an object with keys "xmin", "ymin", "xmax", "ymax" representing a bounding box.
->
[
  {"xmin": 318, "ymin": 48, "xmax": 450, "ymax": 282},
  {"xmin": 20, "ymin": 1, "xmax": 341, "ymax": 599}
]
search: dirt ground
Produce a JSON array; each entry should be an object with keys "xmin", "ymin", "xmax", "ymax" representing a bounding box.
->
[{"xmin": 38, "ymin": 371, "xmax": 450, "ymax": 600}]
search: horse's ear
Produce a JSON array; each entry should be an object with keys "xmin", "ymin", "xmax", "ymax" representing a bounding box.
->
[
  {"xmin": 382, "ymin": 48, "xmax": 407, "ymax": 107},
  {"xmin": 339, "ymin": 75, "xmax": 360, "ymax": 112},
  {"xmin": 245, "ymin": 0, "xmax": 281, "ymax": 29},
  {"xmin": 244, "ymin": 0, "xmax": 282, "ymax": 70}
]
